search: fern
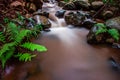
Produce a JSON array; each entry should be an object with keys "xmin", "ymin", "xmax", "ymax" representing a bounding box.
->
[
  {"xmin": 20, "ymin": 42, "xmax": 47, "ymax": 52},
  {"xmin": 0, "ymin": 14, "xmax": 47, "ymax": 68},
  {"xmin": 6, "ymin": 22, "xmax": 19, "ymax": 41},
  {"xmin": 0, "ymin": 47, "xmax": 15, "ymax": 68},
  {"xmin": 95, "ymin": 28, "xmax": 107, "ymax": 35},
  {"xmin": 0, "ymin": 42, "xmax": 15, "ymax": 57},
  {"xmin": 95, "ymin": 23, "xmax": 107, "ymax": 35},
  {"xmin": 4, "ymin": 18, "xmax": 10, "ymax": 23},
  {"xmin": 0, "ymin": 32, "xmax": 5, "ymax": 43},
  {"xmin": 108, "ymin": 29, "xmax": 120, "ymax": 41},
  {"xmin": 15, "ymin": 29, "xmax": 31, "ymax": 44},
  {"xmin": 14, "ymin": 53, "xmax": 36, "ymax": 62},
  {"xmin": 17, "ymin": 12, "xmax": 25, "ymax": 22},
  {"xmin": 94, "ymin": 23, "xmax": 106, "ymax": 28}
]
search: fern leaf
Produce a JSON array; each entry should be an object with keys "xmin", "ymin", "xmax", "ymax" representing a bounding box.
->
[
  {"xmin": 94, "ymin": 23, "xmax": 106, "ymax": 28},
  {"xmin": 95, "ymin": 28, "xmax": 107, "ymax": 35},
  {"xmin": 95, "ymin": 23, "xmax": 107, "ymax": 35},
  {"xmin": 6, "ymin": 22, "xmax": 19, "ymax": 41},
  {"xmin": 0, "ymin": 32, "xmax": 5, "ymax": 43},
  {"xmin": 0, "ymin": 42, "xmax": 15, "ymax": 57},
  {"xmin": 20, "ymin": 42, "xmax": 47, "ymax": 52},
  {"xmin": 14, "ymin": 53, "xmax": 36, "ymax": 62},
  {"xmin": 108, "ymin": 29, "xmax": 120, "ymax": 41},
  {"xmin": 0, "ymin": 47, "xmax": 15, "ymax": 68},
  {"xmin": 15, "ymin": 30, "xmax": 32, "ymax": 44}
]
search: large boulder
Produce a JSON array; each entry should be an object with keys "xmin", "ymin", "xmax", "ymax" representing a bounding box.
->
[
  {"xmin": 72, "ymin": 0, "xmax": 89, "ymax": 10},
  {"xmin": 64, "ymin": 11, "xmax": 95, "ymax": 28},
  {"xmin": 87, "ymin": 23, "xmax": 119, "ymax": 44},
  {"xmin": 87, "ymin": 25, "xmax": 106, "ymax": 44},
  {"xmin": 105, "ymin": 16, "xmax": 120, "ymax": 31},
  {"xmin": 64, "ymin": 11, "xmax": 86, "ymax": 26},
  {"xmin": 63, "ymin": 0, "xmax": 89, "ymax": 10}
]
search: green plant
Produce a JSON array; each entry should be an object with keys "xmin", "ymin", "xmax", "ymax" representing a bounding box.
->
[
  {"xmin": 95, "ymin": 23, "xmax": 107, "ymax": 35},
  {"xmin": 94, "ymin": 23, "xmax": 120, "ymax": 42},
  {"xmin": 0, "ymin": 15, "xmax": 47, "ymax": 68},
  {"xmin": 108, "ymin": 29, "xmax": 120, "ymax": 41},
  {"xmin": 0, "ymin": 32, "xmax": 5, "ymax": 43},
  {"xmin": 14, "ymin": 53, "xmax": 36, "ymax": 62}
]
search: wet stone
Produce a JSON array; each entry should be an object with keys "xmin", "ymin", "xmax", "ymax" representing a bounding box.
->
[
  {"xmin": 82, "ymin": 19, "xmax": 96, "ymax": 29},
  {"xmin": 55, "ymin": 10, "xmax": 66, "ymax": 18},
  {"xmin": 64, "ymin": 11, "xmax": 94, "ymax": 27},
  {"xmin": 72, "ymin": 0, "xmax": 89, "ymax": 10},
  {"xmin": 63, "ymin": 2, "xmax": 76, "ymax": 10},
  {"xmin": 91, "ymin": 1, "xmax": 104, "ymax": 10},
  {"xmin": 101, "ymin": 10, "xmax": 113, "ymax": 20},
  {"xmin": 105, "ymin": 16, "xmax": 120, "ymax": 31}
]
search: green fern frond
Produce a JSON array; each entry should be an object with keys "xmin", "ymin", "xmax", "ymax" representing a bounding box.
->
[
  {"xmin": 0, "ymin": 32, "xmax": 5, "ymax": 43},
  {"xmin": 95, "ymin": 28, "xmax": 107, "ymax": 35},
  {"xmin": 95, "ymin": 23, "xmax": 107, "ymax": 35},
  {"xmin": 14, "ymin": 53, "xmax": 36, "ymax": 62},
  {"xmin": 0, "ymin": 47, "xmax": 15, "ymax": 68},
  {"xmin": 4, "ymin": 18, "xmax": 10, "ymax": 23},
  {"xmin": 6, "ymin": 22, "xmax": 19, "ymax": 41},
  {"xmin": 108, "ymin": 29, "xmax": 120, "ymax": 41},
  {"xmin": 15, "ymin": 29, "xmax": 32, "ymax": 44},
  {"xmin": 34, "ymin": 24, "xmax": 43, "ymax": 31},
  {"xmin": 94, "ymin": 23, "xmax": 106, "ymax": 28},
  {"xmin": 17, "ymin": 12, "xmax": 25, "ymax": 22},
  {"xmin": 20, "ymin": 42, "xmax": 47, "ymax": 52},
  {"xmin": 0, "ymin": 42, "xmax": 15, "ymax": 57}
]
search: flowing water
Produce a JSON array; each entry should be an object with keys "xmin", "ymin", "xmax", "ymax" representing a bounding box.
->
[{"xmin": 2, "ymin": 2, "xmax": 120, "ymax": 80}]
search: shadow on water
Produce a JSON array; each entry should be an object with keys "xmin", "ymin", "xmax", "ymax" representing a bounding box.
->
[{"xmin": 2, "ymin": 2, "xmax": 120, "ymax": 80}]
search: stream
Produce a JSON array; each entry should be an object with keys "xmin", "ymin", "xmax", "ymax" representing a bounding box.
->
[{"xmin": 2, "ymin": 2, "xmax": 120, "ymax": 80}]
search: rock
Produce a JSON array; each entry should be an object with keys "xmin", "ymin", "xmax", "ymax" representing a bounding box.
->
[
  {"xmin": 87, "ymin": 23, "xmax": 117, "ymax": 44},
  {"xmin": 33, "ymin": 10, "xmax": 49, "ymax": 18},
  {"xmin": 101, "ymin": 11, "xmax": 113, "ymax": 20},
  {"xmin": 112, "ymin": 43, "xmax": 120, "ymax": 48},
  {"xmin": 64, "ymin": 11, "xmax": 85, "ymax": 26},
  {"xmin": 33, "ymin": 15, "xmax": 51, "ymax": 30},
  {"xmin": 63, "ymin": 2, "xmax": 76, "ymax": 10},
  {"xmin": 108, "ymin": 57, "xmax": 120, "ymax": 71},
  {"xmin": 105, "ymin": 17, "xmax": 120, "ymax": 31},
  {"xmin": 82, "ymin": 19, "xmax": 96, "ymax": 29},
  {"xmin": 24, "ymin": 0, "xmax": 43, "ymax": 10},
  {"xmin": 91, "ymin": 1, "xmax": 104, "ymax": 10},
  {"xmin": 72, "ymin": 0, "xmax": 89, "ymax": 10},
  {"xmin": 87, "ymin": 26, "xmax": 105, "ymax": 44},
  {"xmin": 63, "ymin": 0, "xmax": 89, "ymax": 10},
  {"xmin": 58, "ymin": 1, "xmax": 66, "ymax": 7},
  {"xmin": 106, "ymin": 38, "xmax": 115, "ymax": 44},
  {"xmin": 64, "ymin": 11, "xmax": 93, "ymax": 27},
  {"xmin": 55, "ymin": 10, "xmax": 66, "ymax": 18}
]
